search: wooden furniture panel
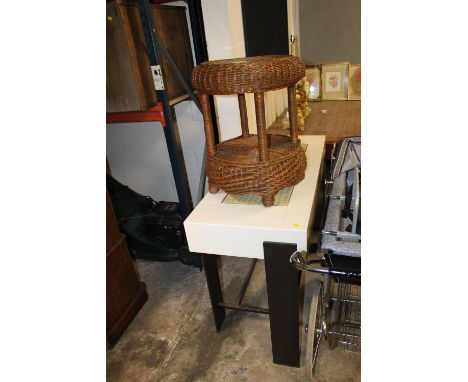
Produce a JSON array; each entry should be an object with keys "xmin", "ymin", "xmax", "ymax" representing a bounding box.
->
[
  {"xmin": 267, "ymin": 101, "xmax": 361, "ymax": 145},
  {"xmin": 106, "ymin": 0, "xmax": 157, "ymax": 113},
  {"xmin": 152, "ymin": 5, "xmax": 195, "ymax": 101},
  {"xmin": 106, "ymin": 191, "xmax": 148, "ymax": 348}
]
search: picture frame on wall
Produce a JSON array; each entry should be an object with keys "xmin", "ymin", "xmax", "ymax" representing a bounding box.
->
[
  {"xmin": 305, "ymin": 65, "xmax": 321, "ymax": 101},
  {"xmin": 321, "ymin": 63, "xmax": 349, "ymax": 100},
  {"xmin": 348, "ymin": 64, "xmax": 361, "ymax": 100}
]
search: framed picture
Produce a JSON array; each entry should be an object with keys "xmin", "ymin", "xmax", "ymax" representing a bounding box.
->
[
  {"xmin": 348, "ymin": 64, "xmax": 361, "ymax": 100},
  {"xmin": 321, "ymin": 63, "xmax": 349, "ymax": 100},
  {"xmin": 304, "ymin": 65, "xmax": 321, "ymax": 101}
]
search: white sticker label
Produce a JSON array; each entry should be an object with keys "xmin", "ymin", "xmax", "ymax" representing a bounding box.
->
[{"xmin": 151, "ymin": 65, "xmax": 165, "ymax": 90}]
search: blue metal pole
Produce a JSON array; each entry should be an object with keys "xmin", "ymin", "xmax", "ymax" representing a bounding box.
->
[{"xmin": 137, "ymin": 0, "xmax": 193, "ymax": 218}]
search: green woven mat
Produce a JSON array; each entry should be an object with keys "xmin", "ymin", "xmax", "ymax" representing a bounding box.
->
[
  {"xmin": 222, "ymin": 186, "xmax": 294, "ymax": 206},
  {"xmin": 222, "ymin": 144, "xmax": 307, "ymax": 206}
]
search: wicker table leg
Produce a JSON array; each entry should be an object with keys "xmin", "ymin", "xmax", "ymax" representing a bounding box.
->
[
  {"xmin": 238, "ymin": 93, "xmax": 250, "ymax": 138},
  {"xmin": 200, "ymin": 93, "xmax": 219, "ymax": 194},
  {"xmin": 254, "ymin": 92, "xmax": 269, "ymax": 163},
  {"xmin": 262, "ymin": 194, "xmax": 275, "ymax": 207},
  {"xmin": 208, "ymin": 182, "xmax": 219, "ymax": 193},
  {"xmin": 288, "ymin": 85, "xmax": 299, "ymax": 145}
]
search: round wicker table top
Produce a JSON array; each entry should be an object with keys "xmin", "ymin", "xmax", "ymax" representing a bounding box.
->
[{"xmin": 192, "ymin": 55, "xmax": 305, "ymax": 95}]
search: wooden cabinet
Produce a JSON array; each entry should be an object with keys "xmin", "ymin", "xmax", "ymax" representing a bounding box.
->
[
  {"xmin": 106, "ymin": 0, "xmax": 157, "ymax": 113},
  {"xmin": 106, "ymin": 1, "xmax": 194, "ymax": 112},
  {"xmin": 107, "ymin": 191, "xmax": 148, "ymax": 348},
  {"xmin": 152, "ymin": 5, "xmax": 194, "ymax": 101}
]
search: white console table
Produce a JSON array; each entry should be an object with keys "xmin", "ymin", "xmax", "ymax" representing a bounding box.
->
[{"xmin": 184, "ymin": 135, "xmax": 325, "ymax": 367}]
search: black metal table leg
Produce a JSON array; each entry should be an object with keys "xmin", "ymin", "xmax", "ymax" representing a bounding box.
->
[
  {"xmin": 202, "ymin": 253, "xmax": 226, "ymax": 332},
  {"xmin": 263, "ymin": 241, "xmax": 300, "ymax": 367}
]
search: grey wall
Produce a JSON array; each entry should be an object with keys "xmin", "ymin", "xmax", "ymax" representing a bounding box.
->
[
  {"xmin": 299, "ymin": 0, "xmax": 360, "ymax": 64},
  {"xmin": 106, "ymin": 101, "xmax": 205, "ymax": 204}
]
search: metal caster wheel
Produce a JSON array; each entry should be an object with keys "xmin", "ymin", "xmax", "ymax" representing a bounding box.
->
[{"xmin": 305, "ymin": 280, "xmax": 323, "ymax": 379}]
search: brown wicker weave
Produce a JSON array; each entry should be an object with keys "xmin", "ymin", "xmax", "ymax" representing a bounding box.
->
[
  {"xmin": 192, "ymin": 55, "xmax": 307, "ymax": 207},
  {"xmin": 192, "ymin": 55, "xmax": 305, "ymax": 94}
]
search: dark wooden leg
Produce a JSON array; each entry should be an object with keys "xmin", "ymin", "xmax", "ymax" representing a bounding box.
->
[
  {"xmin": 263, "ymin": 241, "xmax": 300, "ymax": 367},
  {"xmin": 202, "ymin": 253, "xmax": 226, "ymax": 332}
]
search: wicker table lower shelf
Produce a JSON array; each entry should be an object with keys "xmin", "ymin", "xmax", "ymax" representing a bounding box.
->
[{"xmin": 206, "ymin": 134, "xmax": 307, "ymax": 206}]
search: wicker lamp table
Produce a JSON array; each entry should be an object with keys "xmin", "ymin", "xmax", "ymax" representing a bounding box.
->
[
  {"xmin": 192, "ymin": 55, "xmax": 307, "ymax": 207},
  {"xmin": 184, "ymin": 135, "xmax": 326, "ymax": 367}
]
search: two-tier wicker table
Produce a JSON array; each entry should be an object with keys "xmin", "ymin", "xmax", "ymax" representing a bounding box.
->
[{"xmin": 192, "ymin": 55, "xmax": 307, "ymax": 206}]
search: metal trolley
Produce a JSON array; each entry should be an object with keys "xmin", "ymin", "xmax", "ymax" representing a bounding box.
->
[{"xmin": 291, "ymin": 137, "xmax": 361, "ymax": 378}]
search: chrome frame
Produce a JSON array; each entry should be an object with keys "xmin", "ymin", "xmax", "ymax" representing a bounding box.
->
[{"xmin": 290, "ymin": 251, "xmax": 361, "ymax": 354}]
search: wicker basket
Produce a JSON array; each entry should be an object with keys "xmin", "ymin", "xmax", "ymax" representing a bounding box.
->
[{"xmin": 192, "ymin": 55, "xmax": 307, "ymax": 207}]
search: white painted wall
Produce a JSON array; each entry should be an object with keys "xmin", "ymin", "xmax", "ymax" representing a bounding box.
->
[{"xmin": 201, "ymin": 0, "xmax": 243, "ymax": 141}]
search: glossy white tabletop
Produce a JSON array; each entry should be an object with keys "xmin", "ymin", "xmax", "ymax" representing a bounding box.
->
[{"xmin": 184, "ymin": 135, "xmax": 325, "ymax": 259}]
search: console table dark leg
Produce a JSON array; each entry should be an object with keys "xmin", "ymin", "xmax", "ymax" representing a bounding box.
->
[
  {"xmin": 202, "ymin": 253, "xmax": 226, "ymax": 332},
  {"xmin": 263, "ymin": 242, "xmax": 300, "ymax": 367}
]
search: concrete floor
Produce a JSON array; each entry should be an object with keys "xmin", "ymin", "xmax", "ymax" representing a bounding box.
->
[{"xmin": 107, "ymin": 257, "xmax": 360, "ymax": 381}]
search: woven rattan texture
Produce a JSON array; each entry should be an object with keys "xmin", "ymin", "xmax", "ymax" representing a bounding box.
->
[
  {"xmin": 206, "ymin": 135, "xmax": 306, "ymax": 206},
  {"xmin": 192, "ymin": 55, "xmax": 305, "ymax": 94}
]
